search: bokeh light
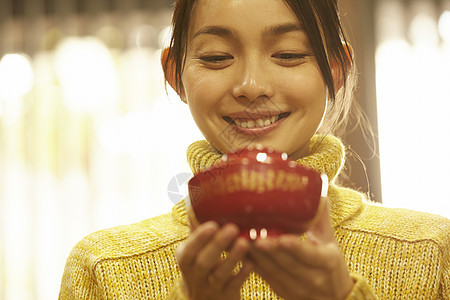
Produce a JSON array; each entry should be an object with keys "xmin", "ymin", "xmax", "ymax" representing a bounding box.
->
[
  {"xmin": 0, "ymin": 53, "xmax": 34, "ymax": 99},
  {"xmin": 409, "ymin": 13, "xmax": 439, "ymax": 46},
  {"xmin": 376, "ymin": 6, "xmax": 450, "ymax": 217},
  {"xmin": 438, "ymin": 10, "xmax": 450, "ymax": 43},
  {"xmin": 96, "ymin": 111, "xmax": 154, "ymax": 155},
  {"xmin": 54, "ymin": 37, "xmax": 119, "ymax": 113}
]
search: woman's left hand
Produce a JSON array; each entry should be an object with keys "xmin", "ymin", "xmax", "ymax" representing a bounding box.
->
[{"xmin": 248, "ymin": 198, "xmax": 354, "ymax": 300}]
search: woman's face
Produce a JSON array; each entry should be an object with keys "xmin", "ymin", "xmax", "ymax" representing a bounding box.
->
[{"xmin": 181, "ymin": 0, "xmax": 328, "ymax": 160}]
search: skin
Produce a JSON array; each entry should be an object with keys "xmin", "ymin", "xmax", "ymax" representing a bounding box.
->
[
  {"xmin": 248, "ymin": 200, "xmax": 354, "ymax": 300},
  {"xmin": 181, "ymin": 0, "xmax": 328, "ymax": 160},
  {"xmin": 167, "ymin": 0, "xmax": 355, "ymax": 299}
]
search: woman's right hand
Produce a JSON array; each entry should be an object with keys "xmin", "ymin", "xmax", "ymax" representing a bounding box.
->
[{"xmin": 176, "ymin": 221, "xmax": 253, "ymax": 300}]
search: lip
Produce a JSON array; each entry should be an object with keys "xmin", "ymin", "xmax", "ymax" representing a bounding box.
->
[
  {"xmin": 226, "ymin": 110, "xmax": 281, "ymax": 120},
  {"xmin": 224, "ymin": 112, "xmax": 290, "ymax": 136}
]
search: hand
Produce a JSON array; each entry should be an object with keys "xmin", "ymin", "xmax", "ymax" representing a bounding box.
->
[
  {"xmin": 248, "ymin": 198, "xmax": 354, "ymax": 300},
  {"xmin": 176, "ymin": 221, "xmax": 253, "ymax": 300}
]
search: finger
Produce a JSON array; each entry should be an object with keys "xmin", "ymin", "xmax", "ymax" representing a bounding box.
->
[
  {"xmin": 226, "ymin": 260, "xmax": 253, "ymax": 291},
  {"xmin": 250, "ymin": 242, "xmax": 337, "ymax": 299},
  {"xmin": 307, "ymin": 197, "xmax": 335, "ymax": 244},
  {"xmin": 253, "ymin": 234, "xmax": 327, "ymax": 269},
  {"xmin": 212, "ymin": 237, "xmax": 250, "ymax": 283},
  {"xmin": 254, "ymin": 237, "xmax": 314, "ymax": 277},
  {"xmin": 176, "ymin": 221, "xmax": 219, "ymax": 269},
  {"xmin": 248, "ymin": 247, "xmax": 299, "ymax": 294},
  {"xmin": 278, "ymin": 234, "xmax": 342, "ymax": 270},
  {"xmin": 194, "ymin": 223, "xmax": 240, "ymax": 275},
  {"xmin": 277, "ymin": 236, "xmax": 354, "ymax": 298}
]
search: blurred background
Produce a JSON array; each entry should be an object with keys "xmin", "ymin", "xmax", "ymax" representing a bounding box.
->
[{"xmin": 0, "ymin": 0, "xmax": 449, "ymax": 299}]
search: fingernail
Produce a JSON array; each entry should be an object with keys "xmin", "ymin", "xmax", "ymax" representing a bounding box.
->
[
  {"xmin": 201, "ymin": 221, "xmax": 219, "ymax": 234},
  {"xmin": 223, "ymin": 224, "xmax": 239, "ymax": 238},
  {"xmin": 255, "ymin": 238, "xmax": 273, "ymax": 250},
  {"xmin": 204, "ymin": 221, "xmax": 219, "ymax": 229}
]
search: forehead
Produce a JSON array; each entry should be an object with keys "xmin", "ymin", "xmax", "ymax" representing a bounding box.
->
[{"xmin": 189, "ymin": 0, "xmax": 300, "ymax": 36}]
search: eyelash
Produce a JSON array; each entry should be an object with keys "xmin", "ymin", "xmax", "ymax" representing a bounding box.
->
[
  {"xmin": 199, "ymin": 55, "xmax": 233, "ymax": 63},
  {"xmin": 273, "ymin": 53, "xmax": 310, "ymax": 60},
  {"xmin": 197, "ymin": 52, "xmax": 311, "ymax": 68}
]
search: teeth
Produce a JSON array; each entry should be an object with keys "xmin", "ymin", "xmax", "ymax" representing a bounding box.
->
[{"xmin": 233, "ymin": 115, "xmax": 280, "ymax": 128}]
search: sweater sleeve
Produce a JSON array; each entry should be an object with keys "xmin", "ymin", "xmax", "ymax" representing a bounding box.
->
[
  {"xmin": 440, "ymin": 247, "xmax": 450, "ymax": 298},
  {"xmin": 346, "ymin": 273, "xmax": 378, "ymax": 300},
  {"xmin": 58, "ymin": 250, "xmax": 104, "ymax": 300},
  {"xmin": 167, "ymin": 279, "xmax": 189, "ymax": 300}
]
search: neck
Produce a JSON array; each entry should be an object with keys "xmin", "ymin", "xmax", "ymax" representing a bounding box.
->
[{"xmin": 288, "ymin": 143, "xmax": 310, "ymax": 161}]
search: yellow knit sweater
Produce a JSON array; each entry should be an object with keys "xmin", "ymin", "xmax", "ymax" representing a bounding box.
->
[{"xmin": 59, "ymin": 135, "xmax": 450, "ymax": 299}]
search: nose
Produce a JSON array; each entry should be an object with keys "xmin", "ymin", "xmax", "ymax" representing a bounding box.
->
[{"xmin": 231, "ymin": 60, "xmax": 274, "ymax": 102}]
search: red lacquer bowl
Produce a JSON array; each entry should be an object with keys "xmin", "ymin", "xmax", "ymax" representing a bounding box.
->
[{"xmin": 187, "ymin": 145, "xmax": 328, "ymax": 240}]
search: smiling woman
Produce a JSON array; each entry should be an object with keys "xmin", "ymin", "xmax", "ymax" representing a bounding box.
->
[
  {"xmin": 168, "ymin": 0, "xmax": 355, "ymax": 140},
  {"xmin": 180, "ymin": 1, "xmax": 328, "ymax": 160},
  {"xmin": 166, "ymin": 0, "xmax": 354, "ymax": 161},
  {"xmin": 59, "ymin": 0, "xmax": 450, "ymax": 299}
]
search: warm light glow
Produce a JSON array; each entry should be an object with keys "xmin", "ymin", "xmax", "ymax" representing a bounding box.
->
[
  {"xmin": 118, "ymin": 48, "xmax": 162, "ymax": 107},
  {"xmin": 158, "ymin": 26, "xmax": 173, "ymax": 49},
  {"xmin": 438, "ymin": 11, "xmax": 450, "ymax": 43},
  {"xmin": 260, "ymin": 228, "xmax": 268, "ymax": 239},
  {"xmin": 376, "ymin": 29, "xmax": 450, "ymax": 218},
  {"xmin": 321, "ymin": 174, "xmax": 329, "ymax": 197},
  {"xmin": 132, "ymin": 25, "xmax": 157, "ymax": 49},
  {"xmin": 0, "ymin": 53, "xmax": 34, "ymax": 99},
  {"xmin": 2, "ymin": 163, "xmax": 33, "ymax": 300},
  {"xmin": 121, "ymin": 111, "xmax": 154, "ymax": 155},
  {"xmin": 54, "ymin": 37, "xmax": 119, "ymax": 113},
  {"xmin": 96, "ymin": 116, "xmax": 123, "ymax": 155},
  {"xmin": 0, "ymin": 11, "xmax": 195, "ymax": 300},
  {"xmin": 96, "ymin": 111, "xmax": 154, "ymax": 155},
  {"xmin": 256, "ymin": 152, "xmax": 268, "ymax": 163},
  {"xmin": 375, "ymin": 39, "xmax": 412, "ymax": 104},
  {"xmin": 409, "ymin": 13, "xmax": 439, "ymax": 46}
]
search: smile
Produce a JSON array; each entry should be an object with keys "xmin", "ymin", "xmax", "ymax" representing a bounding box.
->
[{"xmin": 223, "ymin": 112, "xmax": 290, "ymax": 129}]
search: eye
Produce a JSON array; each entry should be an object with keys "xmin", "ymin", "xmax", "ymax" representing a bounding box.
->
[
  {"xmin": 272, "ymin": 52, "xmax": 311, "ymax": 66},
  {"xmin": 198, "ymin": 54, "xmax": 234, "ymax": 68},
  {"xmin": 200, "ymin": 55, "xmax": 233, "ymax": 63},
  {"xmin": 276, "ymin": 53, "xmax": 305, "ymax": 59}
]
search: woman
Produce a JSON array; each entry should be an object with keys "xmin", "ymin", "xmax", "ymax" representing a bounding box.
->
[{"xmin": 59, "ymin": 0, "xmax": 450, "ymax": 299}]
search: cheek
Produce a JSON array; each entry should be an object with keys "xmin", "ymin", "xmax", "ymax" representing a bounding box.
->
[
  {"xmin": 282, "ymin": 68, "xmax": 327, "ymax": 110},
  {"xmin": 181, "ymin": 68, "xmax": 227, "ymax": 136},
  {"xmin": 181, "ymin": 68, "xmax": 203, "ymax": 103},
  {"xmin": 182, "ymin": 67, "xmax": 225, "ymax": 106}
]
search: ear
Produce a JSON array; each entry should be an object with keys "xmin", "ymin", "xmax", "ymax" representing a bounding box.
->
[
  {"xmin": 161, "ymin": 47, "xmax": 186, "ymax": 101},
  {"xmin": 331, "ymin": 42, "xmax": 353, "ymax": 92}
]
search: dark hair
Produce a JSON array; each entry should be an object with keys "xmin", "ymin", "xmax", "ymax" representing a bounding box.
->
[{"xmin": 165, "ymin": 0, "xmax": 357, "ymax": 136}]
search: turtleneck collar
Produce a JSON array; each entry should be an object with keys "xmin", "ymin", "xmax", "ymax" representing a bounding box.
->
[
  {"xmin": 172, "ymin": 135, "xmax": 364, "ymax": 228},
  {"xmin": 186, "ymin": 135, "xmax": 344, "ymax": 182}
]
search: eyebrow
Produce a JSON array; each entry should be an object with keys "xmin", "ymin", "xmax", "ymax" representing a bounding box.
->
[
  {"xmin": 193, "ymin": 26, "xmax": 236, "ymax": 39},
  {"xmin": 263, "ymin": 23, "xmax": 305, "ymax": 37},
  {"xmin": 192, "ymin": 23, "xmax": 305, "ymax": 39}
]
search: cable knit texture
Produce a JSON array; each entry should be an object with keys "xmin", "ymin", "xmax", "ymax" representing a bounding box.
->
[{"xmin": 59, "ymin": 135, "xmax": 450, "ymax": 299}]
